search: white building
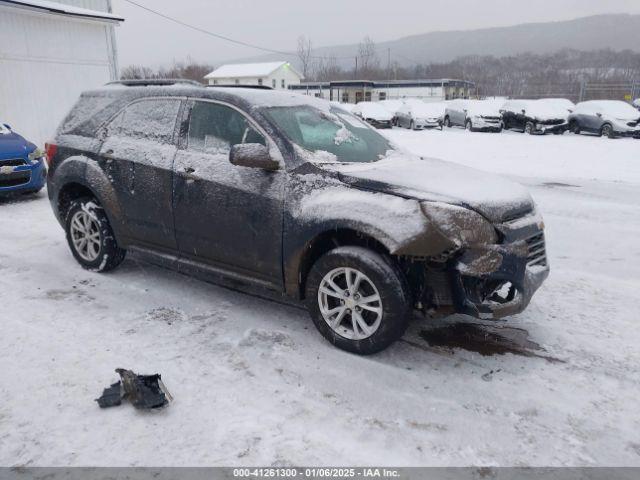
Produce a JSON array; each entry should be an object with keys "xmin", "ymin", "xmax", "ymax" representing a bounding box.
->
[
  {"xmin": 204, "ymin": 61, "xmax": 303, "ymax": 90},
  {"xmin": 290, "ymin": 79, "xmax": 475, "ymax": 103},
  {"xmin": 0, "ymin": 0, "xmax": 123, "ymax": 146}
]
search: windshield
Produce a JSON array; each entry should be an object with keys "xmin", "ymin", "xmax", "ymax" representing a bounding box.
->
[{"xmin": 264, "ymin": 106, "xmax": 392, "ymax": 163}]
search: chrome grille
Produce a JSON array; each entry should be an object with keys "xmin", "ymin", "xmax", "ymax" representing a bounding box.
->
[{"xmin": 525, "ymin": 232, "xmax": 547, "ymax": 267}]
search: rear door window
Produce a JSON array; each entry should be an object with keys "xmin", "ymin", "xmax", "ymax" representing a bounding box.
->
[{"xmin": 187, "ymin": 101, "xmax": 265, "ymax": 155}]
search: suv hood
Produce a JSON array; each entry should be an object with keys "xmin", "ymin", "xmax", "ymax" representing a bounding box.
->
[
  {"xmin": 0, "ymin": 132, "xmax": 35, "ymax": 159},
  {"xmin": 321, "ymin": 154, "xmax": 534, "ymax": 223}
]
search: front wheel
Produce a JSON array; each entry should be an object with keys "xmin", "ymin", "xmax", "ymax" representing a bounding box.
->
[
  {"xmin": 569, "ymin": 121, "xmax": 580, "ymax": 135},
  {"xmin": 525, "ymin": 122, "xmax": 536, "ymax": 134},
  {"xmin": 305, "ymin": 246, "xmax": 411, "ymax": 355},
  {"xmin": 601, "ymin": 124, "xmax": 615, "ymax": 138},
  {"xmin": 65, "ymin": 197, "xmax": 126, "ymax": 272}
]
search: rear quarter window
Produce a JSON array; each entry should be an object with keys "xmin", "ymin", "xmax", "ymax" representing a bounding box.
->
[{"xmin": 59, "ymin": 93, "xmax": 125, "ymax": 137}]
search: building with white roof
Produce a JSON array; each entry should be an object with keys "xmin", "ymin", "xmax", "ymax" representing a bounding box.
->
[
  {"xmin": 290, "ymin": 79, "xmax": 475, "ymax": 104},
  {"xmin": 0, "ymin": 0, "xmax": 123, "ymax": 146},
  {"xmin": 204, "ymin": 61, "xmax": 303, "ymax": 90}
]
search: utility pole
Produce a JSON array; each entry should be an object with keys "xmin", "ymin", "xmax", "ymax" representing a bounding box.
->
[{"xmin": 355, "ymin": 56, "xmax": 358, "ymax": 79}]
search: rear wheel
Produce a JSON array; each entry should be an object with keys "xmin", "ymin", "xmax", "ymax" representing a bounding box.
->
[
  {"xmin": 65, "ymin": 197, "xmax": 126, "ymax": 272},
  {"xmin": 305, "ymin": 246, "xmax": 411, "ymax": 355}
]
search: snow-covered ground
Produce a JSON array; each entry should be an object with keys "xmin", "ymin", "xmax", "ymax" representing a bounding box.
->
[{"xmin": 1, "ymin": 129, "xmax": 639, "ymax": 467}]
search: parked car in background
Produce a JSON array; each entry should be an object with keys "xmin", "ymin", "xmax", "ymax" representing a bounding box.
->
[
  {"xmin": 351, "ymin": 102, "xmax": 393, "ymax": 129},
  {"xmin": 500, "ymin": 99, "xmax": 569, "ymax": 134},
  {"xmin": 568, "ymin": 100, "xmax": 640, "ymax": 138},
  {"xmin": 396, "ymin": 102, "xmax": 445, "ymax": 130},
  {"xmin": 444, "ymin": 99, "xmax": 503, "ymax": 132},
  {"xmin": 538, "ymin": 98, "xmax": 576, "ymax": 114},
  {"xmin": 46, "ymin": 81, "xmax": 548, "ymax": 354},
  {"xmin": 330, "ymin": 101, "xmax": 356, "ymax": 113},
  {"xmin": 377, "ymin": 99, "xmax": 405, "ymax": 126},
  {"xmin": 0, "ymin": 123, "xmax": 46, "ymax": 195}
]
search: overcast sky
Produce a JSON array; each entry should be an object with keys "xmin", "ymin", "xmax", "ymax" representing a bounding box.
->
[{"xmin": 112, "ymin": 0, "xmax": 640, "ymax": 68}]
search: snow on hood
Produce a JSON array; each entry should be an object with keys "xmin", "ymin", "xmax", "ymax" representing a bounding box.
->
[
  {"xmin": 322, "ymin": 154, "xmax": 534, "ymax": 223},
  {"xmin": 524, "ymin": 101, "xmax": 568, "ymax": 120},
  {"xmin": 466, "ymin": 100, "xmax": 502, "ymax": 117},
  {"xmin": 411, "ymin": 103, "xmax": 446, "ymax": 118}
]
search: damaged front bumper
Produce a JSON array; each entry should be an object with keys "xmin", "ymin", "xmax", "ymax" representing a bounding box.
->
[
  {"xmin": 417, "ymin": 211, "xmax": 549, "ymax": 320},
  {"xmin": 451, "ymin": 214, "xmax": 549, "ymax": 319},
  {"xmin": 534, "ymin": 121, "xmax": 568, "ymax": 134}
]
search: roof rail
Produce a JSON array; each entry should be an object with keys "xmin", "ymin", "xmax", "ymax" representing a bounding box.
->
[
  {"xmin": 106, "ymin": 79, "xmax": 203, "ymax": 87},
  {"xmin": 206, "ymin": 84, "xmax": 273, "ymax": 90}
]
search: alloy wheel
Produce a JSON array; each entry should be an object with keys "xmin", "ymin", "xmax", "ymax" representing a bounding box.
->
[
  {"xmin": 70, "ymin": 210, "xmax": 102, "ymax": 262},
  {"xmin": 317, "ymin": 267, "xmax": 383, "ymax": 340}
]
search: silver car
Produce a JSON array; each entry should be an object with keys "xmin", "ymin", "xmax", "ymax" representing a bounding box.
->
[{"xmin": 396, "ymin": 102, "xmax": 445, "ymax": 130}]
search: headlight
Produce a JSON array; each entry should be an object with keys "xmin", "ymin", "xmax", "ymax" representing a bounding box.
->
[
  {"xmin": 422, "ymin": 202, "xmax": 498, "ymax": 247},
  {"xmin": 28, "ymin": 148, "xmax": 45, "ymax": 165}
]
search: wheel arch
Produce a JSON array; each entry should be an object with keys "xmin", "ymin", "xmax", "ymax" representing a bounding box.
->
[
  {"xmin": 287, "ymin": 227, "xmax": 393, "ymax": 300},
  {"xmin": 53, "ymin": 158, "xmax": 128, "ymax": 244}
]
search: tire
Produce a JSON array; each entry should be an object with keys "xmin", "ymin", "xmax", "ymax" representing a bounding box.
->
[
  {"xmin": 601, "ymin": 123, "xmax": 615, "ymax": 139},
  {"xmin": 569, "ymin": 121, "xmax": 580, "ymax": 135},
  {"xmin": 444, "ymin": 117, "xmax": 451, "ymax": 128},
  {"xmin": 525, "ymin": 122, "xmax": 536, "ymax": 135},
  {"xmin": 64, "ymin": 197, "xmax": 126, "ymax": 272},
  {"xmin": 305, "ymin": 246, "xmax": 411, "ymax": 355}
]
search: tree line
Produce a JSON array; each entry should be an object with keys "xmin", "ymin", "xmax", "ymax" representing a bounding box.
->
[{"xmin": 121, "ymin": 37, "xmax": 640, "ymax": 100}]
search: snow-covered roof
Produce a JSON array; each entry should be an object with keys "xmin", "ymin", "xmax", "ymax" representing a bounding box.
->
[
  {"xmin": 204, "ymin": 61, "xmax": 303, "ymax": 80},
  {"xmin": 0, "ymin": 0, "xmax": 124, "ymax": 22}
]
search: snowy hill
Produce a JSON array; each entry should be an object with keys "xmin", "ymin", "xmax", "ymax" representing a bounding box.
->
[{"xmin": 237, "ymin": 14, "xmax": 640, "ymax": 69}]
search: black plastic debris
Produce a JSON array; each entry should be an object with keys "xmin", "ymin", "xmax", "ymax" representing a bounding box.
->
[
  {"xmin": 96, "ymin": 368, "xmax": 172, "ymax": 409},
  {"xmin": 96, "ymin": 381, "xmax": 123, "ymax": 408}
]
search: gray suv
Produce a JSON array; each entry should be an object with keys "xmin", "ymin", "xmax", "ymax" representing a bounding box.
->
[{"xmin": 46, "ymin": 80, "xmax": 549, "ymax": 354}]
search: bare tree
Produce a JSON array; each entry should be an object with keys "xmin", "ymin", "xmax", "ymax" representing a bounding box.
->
[
  {"xmin": 120, "ymin": 58, "xmax": 213, "ymax": 83},
  {"xmin": 120, "ymin": 65, "xmax": 156, "ymax": 80},
  {"xmin": 357, "ymin": 36, "xmax": 379, "ymax": 77},
  {"xmin": 314, "ymin": 56, "xmax": 342, "ymax": 82},
  {"xmin": 297, "ymin": 35, "xmax": 313, "ymax": 79}
]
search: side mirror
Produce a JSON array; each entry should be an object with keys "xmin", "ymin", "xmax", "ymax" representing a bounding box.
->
[
  {"xmin": 596, "ymin": 112, "xmax": 603, "ymax": 118},
  {"xmin": 521, "ymin": 109, "xmax": 526, "ymax": 114},
  {"xmin": 3, "ymin": 124, "xmax": 11, "ymax": 130},
  {"xmin": 230, "ymin": 144, "xmax": 279, "ymax": 171}
]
